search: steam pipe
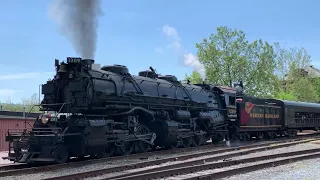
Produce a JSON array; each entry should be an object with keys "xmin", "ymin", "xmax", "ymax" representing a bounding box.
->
[{"xmin": 108, "ymin": 106, "xmax": 155, "ymax": 120}]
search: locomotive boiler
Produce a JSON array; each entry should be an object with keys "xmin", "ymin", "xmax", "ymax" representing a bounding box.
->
[{"xmin": 4, "ymin": 57, "xmax": 230, "ymax": 164}]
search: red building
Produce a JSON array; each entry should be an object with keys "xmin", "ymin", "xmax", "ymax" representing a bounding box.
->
[{"xmin": 0, "ymin": 111, "xmax": 40, "ymax": 151}]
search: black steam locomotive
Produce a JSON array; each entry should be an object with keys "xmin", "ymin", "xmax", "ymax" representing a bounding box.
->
[
  {"xmin": 4, "ymin": 57, "xmax": 237, "ymax": 164},
  {"xmin": 5, "ymin": 57, "xmax": 320, "ymax": 165}
]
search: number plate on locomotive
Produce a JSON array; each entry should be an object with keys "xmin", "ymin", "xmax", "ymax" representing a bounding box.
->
[{"xmin": 67, "ymin": 57, "xmax": 82, "ymax": 64}]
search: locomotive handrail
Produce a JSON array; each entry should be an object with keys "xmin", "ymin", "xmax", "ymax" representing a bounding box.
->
[
  {"xmin": 24, "ymin": 102, "xmax": 72, "ymax": 128},
  {"xmin": 30, "ymin": 127, "xmax": 63, "ymax": 135}
]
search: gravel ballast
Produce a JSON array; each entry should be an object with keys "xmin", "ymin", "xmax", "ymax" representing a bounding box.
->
[
  {"xmin": 156, "ymin": 142, "xmax": 320, "ymax": 180},
  {"xmin": 222, "ymin": 157, "xmax": 320, "ymax": 180},
  {"xmin": 2, "ymin": 141, "xmax": 319, "ymax": 180},
  {"xmin": 90, "ymin": 142, "xmax": 320, "ymax": 180},
  {"xmin": 0, "ymin": 144, "xmax": 230, "ymax": 180}
]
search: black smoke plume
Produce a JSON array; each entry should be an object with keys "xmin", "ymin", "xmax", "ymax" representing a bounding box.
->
[{"xmin": 48, "ymin": 0, "xmax": 103, "ymax": 59}]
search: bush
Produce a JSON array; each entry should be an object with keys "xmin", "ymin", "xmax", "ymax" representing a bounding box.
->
[{"xmin": 0, "ymin": 93, "xmax": 40, "ymax": 113}]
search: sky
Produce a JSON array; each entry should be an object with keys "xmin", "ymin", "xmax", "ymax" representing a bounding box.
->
[{"xmin": 1, "ymin": 0, "xmax": 320, "ymax": 103}]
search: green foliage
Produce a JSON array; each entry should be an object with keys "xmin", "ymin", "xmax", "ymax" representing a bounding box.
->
[
  {"xmin": 195, "ymin": 26, "xmax": 249, "ymax": 87},
  {"xmin": 314, "ymin": 78, "xmax": 320, "ymax": 99},
  {"xmin": 273, "ymin": 43, "xmax": 318, "ymax": 102},
  {"xmin": 190, "ymin": 25, "xmax": 320, "ymax": 102},
  {"xmin": 0, "ymin": 93, "xmax": 40, "ymax": 113},
  {"xmin": 274, "ymin": 91, "xmax": 297, "ymax": 101},
  {"xmin": 290, "ymin": 77, "xmax": 319, "ymax": 102},
  {"xmin": 185, "ymin": 71, "xmax": 203, "ymax": 84},
  {"xmin": 194, "ymin": 26, "xmax": 277, "ymax": 97}
]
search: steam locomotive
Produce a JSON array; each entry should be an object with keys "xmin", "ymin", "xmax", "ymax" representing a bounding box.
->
[
  {"xmin": 5, "ymin": 57, "xmax": 320, "ymax": 165},
  {"xmin": 4, "ymin": 57, "xmax": 239, "ymax": 164}
]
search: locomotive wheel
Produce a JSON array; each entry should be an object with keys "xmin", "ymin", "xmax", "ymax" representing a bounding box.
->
[
  {"xmin": 77, "ymin": 156, "xmax": 86, "ymax": 161},
  {"xmin": 94, "ymin": 152, "xmax": 105, "ymax": 159},
  {"xmin": 116, "ymin": 141, "xmax": 134, "ymax": 156},
  {"xmin": 105, "ymin": 143, "xmax": 116, "ymax": 157},
  {"xmin": 257, "ymin": 132, "xmax": 264, "ymax": 139},
  {"xmin": 180, "ymin": 137, "xmax": 193, "ymax": 148},
  {"xmin": 265, "ymin": 132, "xmax": 276, "ymax": 139},
  {"xmin": 239, "ymin": 133, "xmax": 250, "ymax": 141},
  {"xmin": 194, "ymin": 135, "xmax": 205, "ymax": 146},
  {"xmin": 53, "ymin": 145, "xmax": 69, "ymax": 164},
  {"xmin": 135, "ymin": 125, "xmax": 152, "ymax": 153},
  {"xmin": 92, "ymin": 147, "xmax": 107, "ymax": 159},
  {"xmin": 211, "ymin": 134, "xmax": 224, "ymax": 144},
  {"xmin": 288, "ymin": 130, "xmax": 298, "ymax": 137}
]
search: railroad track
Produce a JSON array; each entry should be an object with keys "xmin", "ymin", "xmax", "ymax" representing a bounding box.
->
[
  {"xmin": 1, "ymin": 131, "xmax": 318, "ymax": 173},
  {"xmin": 182, "ymin": 151, "xmax": 320, "ymax": 180},
  {"xmin": 37, "ymin": 137, "xmax": 320, "ymax": 180},
  {"xmin": 0, "ymin": 141, "xmax": 227, "ymax": 173},
  {"xmin": 1, "ymin": 133, "xmax": 320, "ymax": 179},
  {"xmin": 0, "ymin": 137, "xmax": 279, "ymax": 172},
  {"xmin": 118, "ymin": 146, "xmax": 320, "ymax": 180}
]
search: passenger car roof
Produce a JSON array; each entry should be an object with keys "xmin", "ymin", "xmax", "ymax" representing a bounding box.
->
[{"xmin": 280, "ymin": 100, "xmax": 320, "ymax": 108}]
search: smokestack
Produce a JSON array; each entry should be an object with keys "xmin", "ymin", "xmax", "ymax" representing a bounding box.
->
[{"xmin": 48, "ymin": 0, "xmax": 103, "ymax": 59}]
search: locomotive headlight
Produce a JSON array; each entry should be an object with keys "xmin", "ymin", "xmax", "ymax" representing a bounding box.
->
[{"xmin": 41, "ymin": 116, "xmax": 49, "ymax": 124}]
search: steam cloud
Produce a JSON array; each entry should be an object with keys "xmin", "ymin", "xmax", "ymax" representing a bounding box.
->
[
  {"xmin": 162, "ymin": 25, "xmax": 206, "ymax": 80},
  {"xmin": 48, "ymin": 0, "xmax": 103, "ymax": 59}
]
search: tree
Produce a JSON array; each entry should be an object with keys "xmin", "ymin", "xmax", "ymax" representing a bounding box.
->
[
  {"xmin": 291, "ymin": 77, "xmax": 319, "ymax": 102},
  {"xmin": 195, "ymin": 26, "xmax": 248, "ymax": 87},
  {"xmin": 185, "ymin": 71, "xmax": 203, "ymax": 84},
  {"xmin": 273, "ymin": 44, "xmax": 318, "ymax": 102},
  {"xmin": 244, "ymin": 40, "xmax": 277, "ymax": 97},
  {"xmin": 274, "ymin": 90, "xmax": 297, "ymax": 101},
  {"xmin": 195, "ymin": 26, "xmax": 278, "ymax": 97},
  {"xmin": 0, "ymin": 93, "xmax": 40, "ymax": 113},
  {"xmin": 314, "ymin": 77, "xmax": 320, "ymax": 100},
  {"xmin": 21, "ymin": 93, "xmax": 40, "ymax": 113}
]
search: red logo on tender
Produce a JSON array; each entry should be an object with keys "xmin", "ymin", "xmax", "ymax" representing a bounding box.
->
[{"xmin": 245, "ymin": 102, "xmax": 254, "ymax": 114}]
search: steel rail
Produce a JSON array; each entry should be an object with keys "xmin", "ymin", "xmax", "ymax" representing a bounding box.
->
[
  {"xmin": 184, "ymin": 152, "xmax": 320, "ymax": 180},
  {"xmin": 40, "ymin": 138, "xmax": 319, "ymax": 180},
  {"xmin": 110, "ymin": 148, "xmax": 320, "ymax": 180},
  {"xmin": 2, "ymin": 128, "xmax": 319, "ymax": 173}
]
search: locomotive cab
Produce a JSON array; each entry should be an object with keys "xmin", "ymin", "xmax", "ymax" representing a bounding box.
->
[{"xmin": 217, "ymin": 86, "xmax": 238, "ymax": 121}]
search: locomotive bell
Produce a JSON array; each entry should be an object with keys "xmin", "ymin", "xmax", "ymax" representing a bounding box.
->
[{"xmin": 58, "ymin": 64, "xmax": 67, "ymax": 73}]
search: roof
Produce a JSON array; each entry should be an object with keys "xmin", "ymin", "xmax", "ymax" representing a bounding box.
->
[
  {"xmin": 0, "ymin": 110, "xmax": 41, "ymax": 119},
  {"xmin": 217, "ymin": 86, "xmax": 236, "ymax": 94},
  {"xmin": 302, "ymin": 66, "xmax": 320, "ymax": 77},
  {"xmin": 281, "ymin": 100, "xmax": 320, "ymax": 109},
  {"xmin": 0, "ymin": 115, "xmax": 36, "ymax": 120}
]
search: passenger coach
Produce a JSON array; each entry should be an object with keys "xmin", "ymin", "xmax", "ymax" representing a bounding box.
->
[
  {"xmin": 234, "ymin": 96, "xmax": 320, "ymax": 140},
  {"xmin": 280, "ymin": 100, "xmax": 320, "ymax": 133}
]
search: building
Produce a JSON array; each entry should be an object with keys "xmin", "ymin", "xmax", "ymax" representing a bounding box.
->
[{"xmin": 0, "ymin": 110, "xmax": 40, "ymax": 151}]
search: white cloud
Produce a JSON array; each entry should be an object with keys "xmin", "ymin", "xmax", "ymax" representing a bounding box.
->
[
  {"xmin": 162, "ymin": 25, "xmax": 180, "ymax": 41},
  {"xmin": 183, "ymin": 53, "xmax": 206, "ymax": 77},
  {"xmin": 0, "ymin": 72, "xmax": 55, "ymax": 80},
  {"xmin": 161, "ymin": 25, "xmax": 205, "ymax": 79}
]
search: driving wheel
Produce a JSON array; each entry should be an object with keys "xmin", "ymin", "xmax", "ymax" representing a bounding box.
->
[
  {"xmin": 135, "ymin": 125, "xmax": 152, "ymax": 153},
  {"xmin": 116, "ymin": 141, "xmax": 135, "ymax": 156},
  {"xmin": 53, "ymin": 144, "xmax": 69, "ymax": 164}
]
